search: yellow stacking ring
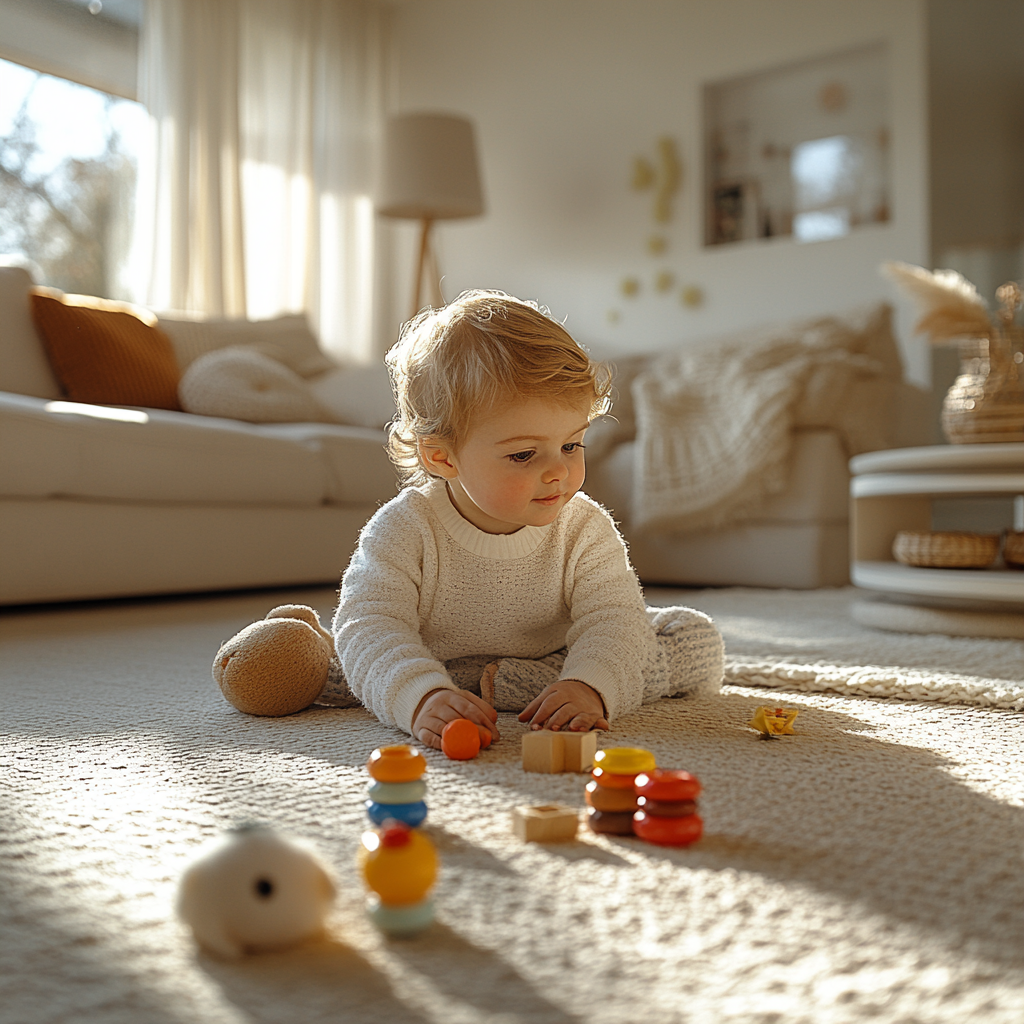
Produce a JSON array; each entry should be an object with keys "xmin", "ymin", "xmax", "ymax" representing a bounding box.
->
[
  {"xmin": 360, "ymin": 825, "xmax": 438, "ymax": 905},
  {"xmin": 593, "ymin": 746, "xmax": 656, "ymax": 776}
]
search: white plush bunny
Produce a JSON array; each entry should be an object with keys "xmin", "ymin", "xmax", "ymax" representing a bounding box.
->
[{"xmin": 177, "ymin": 826, "xmax": 336, "ymax": 959}]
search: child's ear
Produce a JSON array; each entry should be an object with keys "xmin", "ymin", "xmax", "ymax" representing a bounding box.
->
[{"xmin": 418, "ymin": 438, "xmax": 459, "ymax": 480}]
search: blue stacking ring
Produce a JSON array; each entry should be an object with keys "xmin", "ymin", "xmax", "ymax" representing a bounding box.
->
[
  {"xmin": 365, "ymin": 799, "xmax": 428, "ymax": 828},
  {"xmin": 366, "ymin": 894, "xmax": 435, "ymax": 936},
  {"xmin": 366, "ymin": 779, "xmax": 427, "ymax": 805}
]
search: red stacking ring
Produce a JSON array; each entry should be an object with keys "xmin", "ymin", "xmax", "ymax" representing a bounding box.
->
[
  {"xmin": 636, "ymin": 797, "xmax": 697, "ymax": 818},
  {"xmin": 634, "ymin": 769, "xmax": 701, "ymax": 802},
  {"xmin": 632, "ymin": 810, "xmax": 703, "ymax": 846}
]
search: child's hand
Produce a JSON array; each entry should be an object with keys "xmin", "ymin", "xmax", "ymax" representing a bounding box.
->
[
  {"xmin": 518, "ymin": 679, "xmax": 609, "ymax": 733},
  {"xmin": 412, "ymin": 688, "xmax": 500, "ymax": 751}
]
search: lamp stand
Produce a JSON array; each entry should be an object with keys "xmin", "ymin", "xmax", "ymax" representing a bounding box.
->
[{"xmin": 411, "ymin": 217, "xmax": 444, "ymax": 320}]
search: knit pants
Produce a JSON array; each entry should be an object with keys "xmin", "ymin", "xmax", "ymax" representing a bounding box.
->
[{"xmin": 318, "ymin": 605, "xmax": 723, "ymax": 711}]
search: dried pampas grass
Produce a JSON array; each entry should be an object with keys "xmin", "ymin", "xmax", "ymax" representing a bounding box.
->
[{"xmin": 881, "ymin": 261, "xmax": 993, "ymax": 343}]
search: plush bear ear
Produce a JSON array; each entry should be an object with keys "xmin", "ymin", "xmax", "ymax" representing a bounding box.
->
[
  {"xmin": 266, "ymin": 604, "xmax": 333, "ymax": 643},
  {"xmin": 177, "ymin": 864, "xmax": 246, "ymax": 960}
]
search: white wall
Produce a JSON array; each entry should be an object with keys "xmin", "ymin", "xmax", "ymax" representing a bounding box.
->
[
  {"xmin": 388, "ymin": 0, "xmax": 930, "ymax": 383},
  {"xmin": 929, "ymin": 0, "xmax": 1024, "ymax": 258}
]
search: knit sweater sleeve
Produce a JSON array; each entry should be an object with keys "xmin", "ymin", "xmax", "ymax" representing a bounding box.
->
[
  {"xmin": 332, "ymin": 495, "xmax": 456, "ymax": 735},
  {"xmin": 559, "ymin": 499, "xmax": 654, "ymax": 721}
]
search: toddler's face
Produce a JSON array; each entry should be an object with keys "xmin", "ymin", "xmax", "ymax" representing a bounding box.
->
[{"xmin": 428, "ymin": 395, "xmax": 591, "ymax": 535}]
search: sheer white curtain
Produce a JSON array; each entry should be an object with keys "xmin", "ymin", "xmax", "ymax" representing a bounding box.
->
[{"xmin": 130, "ymin": 0, "xmax": 386, "ymax": 361}]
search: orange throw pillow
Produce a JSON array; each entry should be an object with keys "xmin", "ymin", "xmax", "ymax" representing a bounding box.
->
[{"xmin": 31, "ymin": 291, "xmax": 182, "ymax": 410}]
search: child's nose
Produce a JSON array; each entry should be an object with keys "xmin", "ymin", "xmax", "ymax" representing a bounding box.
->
[{"xmin": 542, "ymin": 456, "xmax": 568, "ymax": 483}]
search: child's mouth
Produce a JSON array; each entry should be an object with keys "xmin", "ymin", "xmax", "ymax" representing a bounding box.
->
[{"xmin": 534, "ymin": 494, "xmax": 562, "ymax": 505}]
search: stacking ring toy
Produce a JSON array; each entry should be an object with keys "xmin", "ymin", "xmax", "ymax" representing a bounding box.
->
[
  {"xmin": 632, "ymin": 810, "xmax": 703, "ymax": 847},
  {"xmin": 367, "ymin": 745, "xmax": 427, "ymax": 783},
  {"xmin": 591, "ymin": 766, "xmax": 641, "ymax": 789},
  {"xmin": 365, "ymin": 799, "xmax": 428, "ymax": 828},
  {"xmin": 367, "ymin": 779, "xmax": 428, "ymax": 805},
  {"xmin": 585, "ymin": 780, "xmax": 641, "ymax": 813},
  {"xmin": 634, "ymin": 769, "xmax": 701, "ymax": 802},
  {"xmin": 359, "ymin": 823, "xmax": 438, "ymax": 905},
  {"xmin": 593, "ymin": 747, "xmax": 656, "ymax": 776}
]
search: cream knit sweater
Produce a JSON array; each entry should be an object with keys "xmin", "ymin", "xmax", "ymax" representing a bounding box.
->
[{"xmin": 332, "ymin": 479, "xmax": 657, "ymax": 735}]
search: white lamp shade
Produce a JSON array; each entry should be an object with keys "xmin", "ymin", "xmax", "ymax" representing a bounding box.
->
[{"xmin": 377, "ymin": 113, "xmax": 485, "ymax": 220}]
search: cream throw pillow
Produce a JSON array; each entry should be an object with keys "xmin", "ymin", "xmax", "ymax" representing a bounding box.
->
[
  {"xmin": 160, "ymin": 313, "xmax": 336, "ymax": 378},
  {"xmin": 178, "ymin": 347, "xmax": 327, "ymax": 423},
  {"xmin": 307, "ymin": 362, "xmax": 396, "ymax": 429}
]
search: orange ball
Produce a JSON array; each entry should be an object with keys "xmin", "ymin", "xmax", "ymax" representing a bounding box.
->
[
  {"xmin": 477, "ymin": 724, "xmax": 493, "ymax": 749},
  {"xmin": 441, "ymin": 719, "xmax": 480, "ymax": 760}
]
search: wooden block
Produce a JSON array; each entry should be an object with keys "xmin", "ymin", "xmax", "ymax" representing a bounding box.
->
[
  {"xmin": 521, "ymin": 730, "xmax": 598, "ymax": 773},
  {"xmin": 561, "ymin": 731, "xmax": 597, "ymax": 773},
  {"xmin": 521, "ymin": 731, "xmax": 564, "ymax": 773},
  {"xmin": 512, "ymin": 804, "xmax": 579, "ymax": 842}
]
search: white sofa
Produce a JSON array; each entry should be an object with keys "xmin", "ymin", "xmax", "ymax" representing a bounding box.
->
[
  {"xmin": 0, "ymin": 266, "xmax": 399, "ymax": 605},
  {"xmin": 581, "ymin": 308, "xmax": 934, "ymax": 590},
  {"xmin": 0, "ymin": 263, "xmax": 932, "ymax": 604}
]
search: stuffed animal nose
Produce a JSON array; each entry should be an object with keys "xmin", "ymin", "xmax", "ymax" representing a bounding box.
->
[{"xmin": 254, "ymin": 877, "xmax": 275, "ymax": 898}]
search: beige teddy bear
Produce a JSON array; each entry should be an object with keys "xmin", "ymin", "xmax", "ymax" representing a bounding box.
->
[
  {"xmin": 213, "ymin": 603, "xmax": 499, "ymax": 717},
  {"xmin": 213, "ymin": 604, "xmax": 339, "ymax": 717}
]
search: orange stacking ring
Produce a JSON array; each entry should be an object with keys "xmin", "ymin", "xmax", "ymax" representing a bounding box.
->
[
  {"xmin": 591, "ymin": 766, "xmax": 639, "ymax": 789},
  {"xmin": 367, "ymin": 745, "xmax": 427, "ymax": 783},
  {"xmin": 632, "ymin": 810, "xmax": 703, "ymax": 846},
  {"xmin": 585, "ymin": 780, "xmax": 639, "ymax": 813},
  {"xmin": 634, "ymin": 769, "xmax": 701, "ymax": 802}
]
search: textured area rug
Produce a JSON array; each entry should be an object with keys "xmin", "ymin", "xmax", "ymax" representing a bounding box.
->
[
  {"xmin": 648, "ymin": 586, "xmax": 1024, "ymax": 711},
  {"xmin": 2, "ymin": 585, "xmax": 1024, "ymax": 1024}
]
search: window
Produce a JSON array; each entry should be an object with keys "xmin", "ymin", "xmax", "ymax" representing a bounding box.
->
[{"xmin": 0, "ymin": 56, "xmax": 147, "ymax": 298}]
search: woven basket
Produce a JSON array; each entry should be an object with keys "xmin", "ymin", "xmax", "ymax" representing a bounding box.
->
[
  {"xmin": 1004, "ymin": 531, "xmax": 1024, "ymax": 569},
  {"xmin": 892, "ymin": 531, "xmax": 1000, "ymax": 569}
]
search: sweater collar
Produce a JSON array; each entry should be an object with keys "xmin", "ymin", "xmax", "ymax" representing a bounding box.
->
[{"xmin": 423, "ymin": 479, "xmax": 552, "ymax": 559}]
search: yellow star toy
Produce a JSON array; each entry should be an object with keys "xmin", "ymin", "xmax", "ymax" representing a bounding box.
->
[{"xmin": 748, "ymin": 706, "xmax": 799, "ymax": 740}]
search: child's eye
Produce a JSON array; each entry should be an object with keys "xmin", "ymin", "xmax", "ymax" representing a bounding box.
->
[
  {"xmin": 507, "ymin": 450, "xmax": 535, "ymax": 463},
  {"xmin": 562, "ymin": 442, "xmax": 586, "ymax": 455}
]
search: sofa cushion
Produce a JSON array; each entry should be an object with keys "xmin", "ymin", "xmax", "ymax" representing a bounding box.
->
[
  {"xmin": 158, "ymin": 312, "xmax": 336, "ymax": 377},
  {"xmin": 178, "ymin": 347, "xmax": 328, "ymax": 423},
  {"xmin": 0, "ymin": 392, "xmax": 394, "ymax": 507},
  {"xmin": 31, "ymin": 291, "xmax": 181, "ymax": 410},
  {"xmin": 584, "ymin": 428, "xmax": 850, "ymax": 527},
  {"xmin": 307, "ymin": 362, "xmax": 396, "ymax": 429},
  {"xmin": 597, "ymin": 302, "xmax": 903, "ymax": 448},
  {"xmin": 0, "ymin": 266, "xmax": 62, "ymax": 399}
]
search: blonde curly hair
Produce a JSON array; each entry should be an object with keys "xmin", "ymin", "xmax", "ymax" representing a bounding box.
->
[{"xmin": 386, "ymin": 290, "xmax": 612, "ymax": 486}]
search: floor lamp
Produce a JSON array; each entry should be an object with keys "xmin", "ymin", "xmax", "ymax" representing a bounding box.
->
[{"xmin": 376, "ymin": 113, "xmax": 485, "ymax": 321}]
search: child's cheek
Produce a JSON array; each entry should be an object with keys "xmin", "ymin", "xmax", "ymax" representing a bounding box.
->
[{"xmin": 499, "ymin": 478, "xmax": 533, "ymax": 507}]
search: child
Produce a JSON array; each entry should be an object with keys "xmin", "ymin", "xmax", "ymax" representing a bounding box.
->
[{"xmin": 322, "ymin": 290, "xmax": 724, "ymax": 750}]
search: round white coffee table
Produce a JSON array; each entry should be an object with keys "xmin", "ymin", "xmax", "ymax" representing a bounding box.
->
[{"xmin": 849, "ymin": 442, "xmax": 1024, "ymax": 637}]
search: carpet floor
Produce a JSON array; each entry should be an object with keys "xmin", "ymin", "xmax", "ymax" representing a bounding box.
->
[{"xmin": 2, "ymin": 585, "xmax": 1023, "ymax": 1024}]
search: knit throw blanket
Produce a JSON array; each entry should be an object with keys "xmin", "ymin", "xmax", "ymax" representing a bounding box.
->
[{"xmin": 630, "ymin": 306, "xmax": 904, "ymax": 533}]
